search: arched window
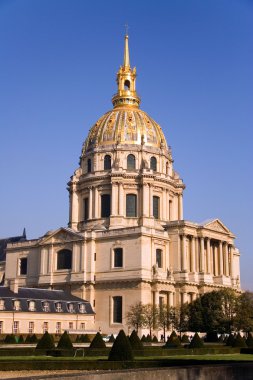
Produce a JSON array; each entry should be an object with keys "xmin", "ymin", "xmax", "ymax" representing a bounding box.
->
[
  {"xmin": 126, "ymin": 194, "xmax": 137, "ymax": 217},
  {"xmin": 104, "ymin": 155, "xmax": 111, "ymax": 170},
  {"xmin": 79, "ymin": 303, "xmax": 86, "ymax": 313},
  {"xmin": 57, "ymin": 249, "xmax": 72, "ymax": 270},
  {"xmin": 153, "ymin": 196, "xmax": 160, "ymax": 219},
  {"xmin": 87, "ymin": 159, "xmax": 91, "ymax": 173},
  {"xmin": 124, "ymin": 80, "xmax": 130, "ymax": 90},
  {"xmin": 127, "ymin": 154, "xmax": 136, "ymax": 170},
  {"xmin": 101, "ymin": 194, "xmax": 111, "ymax": 217},
  {"xmin": 150, "ymin": 156, "xmax": 157, "ymax": 171},
  {"xmin": 28, "ymin": 300, "xmax": 36, "ymax": 311}
]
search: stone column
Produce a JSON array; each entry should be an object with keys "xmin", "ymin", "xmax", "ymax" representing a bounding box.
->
[
  {"xmin": 181, "ymin": 235, "xmax": 187, "ymax": 271},
  {"xmin": 111, "ymin": 183, "xmax": 117, "ymax": 216},
  {"xmin": 169, "ymin": 292, "xmax": 174, "ymax": 307},
  {"xmin": 154, "ymin": 291, "xmax": 159, "ymax": 306},
  {"xmin": 225, "ymin": 243, "xmax": 229, "ymax": 276},
  {"xmin": 206, "ymin": 238, "xmax": 211, "ymax": 274},
  {"xmin": 191, "ymin": 236, "xmax": 196, "ymax": 272},
  {"xmin": 94, "ymin": 187, "xmax": 99, "ymax": 219},
  {"xmin": 192, "ymin": 293, "xmax": 197, "ymax": 301},
  {"xmin": 118, "ymin": 183, "xmax": 124, "ymax": 216},
  {"xmin": 142, "ymin": 183, "xmax": 148, "ymax": 217},
  {"xmin": 200, "ymin": 237, "xmax": 205, "ymax": 272},
  {"xmin": 182, "ymin": 292, "xmax": 188, "ymax": 304},
  {"xmin": 149, "ymin": 184, "xmax": 153, "ymax": 217},
  {"xmin": 162, "ymin": 190, "xmax": 167, "ymax": 221},
  {"xmin": 88, "ymin": 186, "xmax": 93, "ymax": 220},
  {"xmin": 219, "ymin": 241, "xmax": 224, "ymax": 276},
  {"xmin": 178, "ymin": 194, "xmax": 183, "ymax": 220},
  {"xmin": 214, "ymin": 245, "xmax": 218, "ymax": 276},
  {"xmin": 229, "ymin": 245, "xmax": 234, "ymax": 279}
]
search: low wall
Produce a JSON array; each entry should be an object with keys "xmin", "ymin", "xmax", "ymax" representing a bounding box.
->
[{"xmin": 25, "ymin": 363, "xmax": 253, "ymax": 380}]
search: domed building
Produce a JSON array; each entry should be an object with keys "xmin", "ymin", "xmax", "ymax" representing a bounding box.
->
[{"xmin": 3, "ymin": 35, "xmax": 241, "ymax": 336}]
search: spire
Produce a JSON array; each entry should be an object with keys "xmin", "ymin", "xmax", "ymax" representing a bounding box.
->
[
  {"xmin": 112, "ymin": 34, "xmax": 141, "ymax": 109},
  {"xmin": 123, "ymin": 35, "xmax": 130, "ymax": 68}
]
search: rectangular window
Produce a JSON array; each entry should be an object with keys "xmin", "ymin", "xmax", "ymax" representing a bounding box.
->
[
  {"xmin": 43, "ymin": 302, "xmax": 50, "ymax": 312},
  {"xmin": 55, "ymin": 302, "xmax": 62, "ymax": 312},
  {"xmin": 13, "ymin": 300, "xmax": 21, "ymax": 311},
  {"xmin": 153, "ymin": 196, "xmax": 160, "ymax": 219},
  {"xmin": 126, "ymin": 194, "xmax": 137, "ymax": 217},
  {"xmin": 113, "ymin": 296, "xmax": 122, "ymax": 323},
  {"xmin": 20, "ymin": 257, "xmax": 28, "ymax": 275},
  {"xmin": 13, "ymin": 321, "xmax": 19, "ymax": 334},
  {"xmin": 0, "ymin": 321, "xmax": 3, "ymax": 334},
  {"xmin": 156, "ymin": 249, "xmax": 162, "ymax": 268},
  {"xmin": 83, "ymin": 197, "xmax": 89, "ymax": 221},
  {"xmin": 29, "ymin": 321, "xmax": 34, "ymax": 334},
  {"xmin": 101, "ymin": 194, "xmax": 111, "ymax": 217},
  {"xmin": 80, "ymin": 322, "xmax": 85, "ymax": 330},
  {"xmin": 69, "ymin": 322, "xmax": 73, "ymax": 330},
  {"xmin": 43, "ymin": 322, "xmax": 48, "ymax": 333},
  {"xmin": 56, "ymin": 322, "xmax": 61, "ymax": 334},
  {"xmin": 114, "ymin": 248, "xmax": 123, "ymax": 267}
]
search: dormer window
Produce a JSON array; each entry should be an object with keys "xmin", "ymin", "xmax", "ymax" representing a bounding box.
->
[
  {"xmin": 13, "ymin": 300, "xmax": 21, "ymax": 311},
  {"xmin": 0, "ymin": 299, "xmax": 5, "ymax": 311},
  {"xmin": 68, "ymin": 303, "xmax": 74, "ymax": 313},
  {"xmin": 28, "ymin": 300, "xmax": 36, "ymax": 311},
  {"xmin": 79, "ymin": 303, "xmax": 86, "ymax": 313},
  {"xmin": 42, "ymin": 301, "xmax": 50, "ymax": 312},
  {"xmin": 55, "ymin": 302, "xmax": 62, "ymax": 312}
]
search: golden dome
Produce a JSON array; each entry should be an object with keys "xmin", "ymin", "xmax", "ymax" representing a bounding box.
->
[
  {"xmin": 84, "ymin": 108, "xmax": 167, "ymax": 150},
  {"xmin": 83, "ymin": 35, "xmax": 168, "ymax": 152}
]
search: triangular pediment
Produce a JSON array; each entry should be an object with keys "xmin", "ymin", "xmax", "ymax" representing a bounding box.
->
[
  {"xmin": 39, "ymin": 227, "xmax": 84, "ymax": 245},
  {"xmin": 202, "ymin": 219, "xmax": 230, "ymax": 234}
]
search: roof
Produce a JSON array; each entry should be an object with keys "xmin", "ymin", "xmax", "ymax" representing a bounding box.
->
[
  {"xmin": 0, "ymin": 286, "xmax": 94, "ymax": 315},
  {"xmin": 0, "ymin": 229, "xmax": 26, "ymax": 261}
]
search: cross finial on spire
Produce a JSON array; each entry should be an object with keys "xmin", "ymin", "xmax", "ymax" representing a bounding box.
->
[{"xmin": 125, "ymin": 23, "xmax": 129, "ymax": 36}]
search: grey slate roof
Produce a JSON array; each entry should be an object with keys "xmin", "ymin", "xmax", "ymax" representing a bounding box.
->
[
  {"xmin": 0, "ymin": 286, "xmax": 94, "ymax": 315},
  {"xmin": 0, "ymin": 229, "xmax": 27, "ymax": 261}
]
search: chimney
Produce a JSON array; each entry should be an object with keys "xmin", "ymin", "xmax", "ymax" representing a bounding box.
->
[{"xmin": 9, "ymin": 279, "xmax": 19, "ymax": 294}]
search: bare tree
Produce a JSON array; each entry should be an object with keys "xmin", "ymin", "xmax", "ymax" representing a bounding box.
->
[
  {"xmin": 143, "ymin": 303, "xmax": 159, "ymax": 337},
  {"xmin": 158, "ymin": 304, "xmax": 176, "ymax": 342},
  {"xmin": 126, "ymin": 302, "xmax": 145, "ymax": 333}
]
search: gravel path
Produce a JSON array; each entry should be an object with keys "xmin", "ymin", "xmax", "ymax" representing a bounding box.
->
[{"xmin": 0, "ymin": 370, "xmax": 87, "ymax": 379}]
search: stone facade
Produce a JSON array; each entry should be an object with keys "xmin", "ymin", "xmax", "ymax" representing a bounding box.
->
[{"xmin": 1, "ymin": 35, "xmax": 241, "ymax": 336}]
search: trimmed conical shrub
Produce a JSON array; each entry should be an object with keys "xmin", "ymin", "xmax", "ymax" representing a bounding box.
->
[
  {"xmin": 36, "ymin": 331, "xmax": 55, "ymax": 350},
  {"xmin": 232, "ymin": 333, "xmax": 247, "ymax": 348},
  {"xmin": 165, "ymin": 331, "xmax": 181, "ymax": 348},
  {"xmin": 246, "ymin": 333, "xmax": 253, "ymax": 348},
  {"xmin": 108, "ymin": 334, "xmax": 115, "ymax": 343},
  {"xmin": 57, "ymin": 331, "xmax": 73, "ymax": 349},
  {"xmin": 108, "ymin": 330, "xmax": 134, "ymax": 361},
  {"xmin": 30, "ymin": 334, "xmax": 38, "ymax": 343},
  {"xmin": 25, "ymin": 335, "xmax": 31, "ymax": 343},
  {"xmin": 152, "ymin": 335, "xmax": 158, "ymax": 343},
  {"xmin": 146, "ymin": 334, "xmax": 152, "ymax": 342},
  {"xmin": 226, "ymin": 333, "xmax": 235, "ymax": 346},
  {"xmin": 129, "ymin": 330, "xmax": 143, "ymax": 350},
  {"xmin": 4, "ymin": 334, "xmax": 17, "ymax": 344},
  {"xmin": 181, "ymin": 334, "xmax": 190, "ymax": 344},
  {"xmin": 81, "ymin": 334, "xmax": 91, "ymax": 343},
  {"xmin": 18, "ymin": 335, "xmax": 24, "ymax": 343},
  {"xmin": 89, "ymin": 332, "xmax": 106, "ymax": 349},
  {"xmin": 189, "ymin": 333, "xmax": 204, "ymax": 348},
  {"xmin": 141, "ymin": 334, "xmax": 147, "ymax": 342}
]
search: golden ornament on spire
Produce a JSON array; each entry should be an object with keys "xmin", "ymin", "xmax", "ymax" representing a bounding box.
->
[{"xmin": 112, "ymin": 34, "xmax": 141, "ymax": 108}]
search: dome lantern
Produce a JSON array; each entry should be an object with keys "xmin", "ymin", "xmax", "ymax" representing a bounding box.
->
[{"xmin": 112, "ymin": 34, "xmax": 141, "ymax": 109}]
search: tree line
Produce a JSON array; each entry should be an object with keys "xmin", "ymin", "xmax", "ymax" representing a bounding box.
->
[{"xmin": 126, "ymin": 289, "xmax": 253, "ymax": 340}]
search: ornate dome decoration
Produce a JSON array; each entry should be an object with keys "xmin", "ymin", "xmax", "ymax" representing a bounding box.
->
[{"xmin": 83, "ymin": 35, "xmax": 168, "ymax": 153}]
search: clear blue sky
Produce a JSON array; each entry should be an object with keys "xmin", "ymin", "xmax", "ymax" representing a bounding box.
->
[{"xmin": 0, "ymin": 0, "xmax": 252, "ymax": 289}]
